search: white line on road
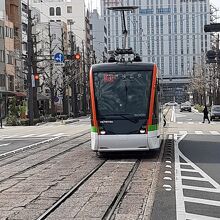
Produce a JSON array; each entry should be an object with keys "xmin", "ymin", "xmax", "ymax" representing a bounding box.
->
[
  {"xmin": 183, "ymin": 185, "xmax": 219, "ymax": 193},
  {"xmin": 52, "ymin": 133, "xmax": 65, "ymax": 137},
  {"xmin": 37, "ymin": 133, "xmax": 52, "ymax": 137},
  {"xmin": 21, "ymin": 134, "xmax": 36, "ymax": 138},
  {"xmin": 195, "ymin": 131, "xmax": 203, "ymax": 134},
  {"xmin": 177, "ymin": 122, "xmax": 183, "ymax": 124},
  {"xmin": 0, "ymin": 143, "xmax": 10, "ymax": 147},
  {"xmin": 188, "ymin": 122, "xmax": 194, "ymax": 124},
  {"xmin": 181, "ymin": 169, "xmax": 198, "ymax": 173},
  {"xmin": 181, "ymin": 176, "xmax": 207, "ymax": 181},
  {"xmin": 210, "ymin": 131, "xmax": 220, "ymax": 135},
  {"xmin": 0, "ymin": 136, "xmax": 61, "ymax": 158},
  {"xmin": 186, "ymin": 213, "xmax": 220, "ymax": 220},
  {"xmin": 185, "ymin": 196, "xmax": 220, "ymax": 207}
]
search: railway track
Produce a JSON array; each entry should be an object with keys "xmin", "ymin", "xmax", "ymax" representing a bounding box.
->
[
  {"xmin": 0, "ymin": 132, "xmax": 90, "ymax": 184},
  {"xmin": 34, "ymin": 159, "xmax": 143, "ymax": 220}
]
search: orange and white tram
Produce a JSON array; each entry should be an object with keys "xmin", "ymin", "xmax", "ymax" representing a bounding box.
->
[{"xmin": 89, "ymin": 62, "xmax": 164, "ymax": 153}]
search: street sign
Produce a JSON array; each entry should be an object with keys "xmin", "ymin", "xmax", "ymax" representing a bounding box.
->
[
  {"xmin": 54, "ymin": 96, "xmax": 59, "ymax": 102},
  {"xmin": 54, "ymin": 53, "xmax": 64, "ymax": 63}
]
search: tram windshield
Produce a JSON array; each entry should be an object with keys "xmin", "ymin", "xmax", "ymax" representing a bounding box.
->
[{"xmin": 93, "ymin": 71, "xmax": 153, "ymax": 119}]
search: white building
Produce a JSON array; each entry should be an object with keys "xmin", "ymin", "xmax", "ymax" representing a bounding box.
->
[
  {"xmin": 90, "ymin": 9, "xmax": 107, "ymax": 63},
  {"xmin": 101, "ymin": 0, "xmax": 211, "ymax": 102},
  {"xmin": 30, "ymin": 0, "xmax": 87, "ymax": 47}
]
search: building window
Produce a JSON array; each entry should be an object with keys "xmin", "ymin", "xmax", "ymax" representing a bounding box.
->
[
  {"xmin": 56, "ymin": 7, "xmax": 61, "ymax": 16},
  {"xmin": 7, "ymin": 53, "xmax": 13, "ymax": 65},
  {"xmin": 0, "ymin": 50, "xmax": 4, "ymax": 62},
  {"xmin": 49, "ymin": 7, "xmax": 54, "ymax": 16},
  {"xmin": 67, "ymin": 6, "xmax": 72, "ymax": 13},
  {"xmin": 22, "ymin": 23, "xmax": 27, "ymax": 32},
  {"xmin": 8, "ymin": 75, "xmax": 14, "ymax": 91},
  {"xmin": 0, "ymin": 26, "xmax": 4, "ymax": 38},
  {"xmin": 0, "ymin": 74, "xmax": 5, "ymax": 87}
]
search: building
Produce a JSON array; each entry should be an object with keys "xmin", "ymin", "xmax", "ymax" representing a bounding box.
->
[
  {"xmin": 101, "ymin": 0, "xmax": 211, "ymax": 103},
  {"xmin": 90, "ymin": 9, "xmax": 107, "ymax": 63},
  {"xmin": 5, "ymin": 0, "xmax": 24, "ymax": 93},
  {"xmin": 30, "ymin": 0, "xmax": 89, "ymax": 49}
]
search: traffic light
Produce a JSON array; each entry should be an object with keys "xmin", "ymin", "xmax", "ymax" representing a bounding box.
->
[
  {"xmin": 206, "ymin": 50, "xmax": 217, "ymax": 63},
  {"xmin": 74, "ymin": 53, "xmax": 81, "ymax": 60},
  {"xmin": 204, "ymin": 23, "xmax": 220, "ymax": 32},
  {"xmin": 34, "ymin": 73, "xmax": 39, "ymax": 87}
]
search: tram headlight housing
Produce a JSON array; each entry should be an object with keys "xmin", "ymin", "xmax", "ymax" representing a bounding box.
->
[{"xmin": 140, "ymin": 129, "xmax": 145, "ymax": 134}]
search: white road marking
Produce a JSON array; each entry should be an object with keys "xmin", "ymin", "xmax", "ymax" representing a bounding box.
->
[
  {"xmin": 195, "ymin": 131, "xmax": 203, "ymax": 134},
  {"xmin": 21, "ymin": 134, "xmax": 36, "ymax": 138},
  {"xmin": 179, "ymin": 131, "xmax": 188, "ymax": 135},
  {"xmin": 188, "ymin": 122, "xmax": 194, "ymax": 124},
  {"xmin": 210, "ymin": 131, "xmax": 220, "ymax": 135},
  {"xmin": 175, "ymin": 133, "xmax": 220, "ymax": 220},
  {"xmin": 51, "ymin": 133, "xmax": 65, "ymax": 137},
  {"xmin": 106, "ymin": 161, "xmax": 135, "ymax": 164},
  {"xmin": 174, "ymin": 133, "xmax": 186, "ymax": 220},
  {"xmin": 183, "ymin": 185, "xmax": 219, "ymax": 193},
  {"xmin": 163, "ymin": 177, "xmax": 172, "ymax": 180},
  {"xmin": 37, "ymin": 133, "xmax": 52, "ymax": 137},
  {"xmin": 166, "ymin": 165, "xmax": 172, "ymax": 168},
  {"xmin": 181, "ymin": 176, "xmax": 206, "ymax": 181},
  {"xmin": 166, "ymin": 160, "xmax": 172, "ymax": 163},
  {"xmin": 0, "ymin": 135, "xmax": 18, "ymax": 139},
  {"xmin": 186, "ymin": 213, "xmax": 220, "ymax": 220},
  {"xmin": 185, "ymin": 197, "xmax": 220, "ymax": 207},
  {"xmin": 177, "ymin": 122, "xmax": 183, "ymax": 124},
  {"xmin": 0, "ymin": 143, "xmax": 10, "ymax": 147},
  {"xmin": 181, "ymin": 169, "xmax": 198, "ymax": 173},
  {"xmin": 165, "ymin": 171, "xmax": 172, "ymax": 174}
]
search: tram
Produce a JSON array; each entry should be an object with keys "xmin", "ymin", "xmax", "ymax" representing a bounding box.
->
[{"xmin": 89, "ymin": 53, "xmax": 164, "ymax": 153}]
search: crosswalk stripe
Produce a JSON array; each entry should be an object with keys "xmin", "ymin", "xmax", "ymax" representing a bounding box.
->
[
  {"xmin": 183, "ymin": 185, "xmax": 219, "ymax": 193},
  {"xmin": 186, "ymin": 213, "xmax": 220, "ymax": 220},
  {"xmin": 195, "ymin": 131, "xmax": 203, "ymax": 134},
  {"xmin": 188, "ymin": 122, "xmax": 194, "ymax": 124},
  {"xmin": 185, "ymin": 196, "xmax": 220, "ymax": 207},
  {"xmin": 210, "ymin": 131, "xmax": 220, "ymax": 135},
  {"xmin": 181, "ymin": 176, "xmax": 207, "ymax": 181},
  {"xmin": 177, "ymin": 122, "xmax": 183, "ymax": 124},
  {"xmin": 0, "ymin": 135, "xmax": 18, "ymax": 139}
]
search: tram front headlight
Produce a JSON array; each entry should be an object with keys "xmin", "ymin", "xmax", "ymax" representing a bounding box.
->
[
  {"xmin": 140, "ymin": 129, "xmax": 145, "ymax": 134},
  {"xmin": 100, "ymin": 130, "xmax": 106, "ymax": 135}
]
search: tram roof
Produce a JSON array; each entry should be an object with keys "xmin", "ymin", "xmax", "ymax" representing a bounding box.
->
[{"xmin": 91, "ymin": 62, "xmax": 155, "ymax": 72}]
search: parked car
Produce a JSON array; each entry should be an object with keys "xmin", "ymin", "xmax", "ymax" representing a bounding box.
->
[
  {"xmin": 210, "ymin": 105, "xmax": 220, "ymax": 121},
  {"xmin": 164, "ymin": 101, "xmax": 178, "ymax": 106},
  {"xmin": 180, "ymin": 102, "xmax": 191, "ymax": 112}
]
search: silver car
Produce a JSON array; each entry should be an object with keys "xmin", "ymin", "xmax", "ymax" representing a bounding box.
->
[{"xmin": 210, "ymin": 105, "xmax": 220, "ymax": 121}]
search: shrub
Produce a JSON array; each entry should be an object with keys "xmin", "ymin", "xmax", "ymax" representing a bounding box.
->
[{"xmin": 194, "ymin": 104, "xmax": 204, "ymax": 113}]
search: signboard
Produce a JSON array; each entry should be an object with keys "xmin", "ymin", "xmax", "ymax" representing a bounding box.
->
[{"xmin": 54, "ymin": 53, "xmax": 64, "ymax": 63}]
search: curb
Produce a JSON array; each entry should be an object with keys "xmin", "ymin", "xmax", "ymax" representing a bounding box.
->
[{"xmin": 62, "ymin": 119, "xmax": 79, "ymax": 125}]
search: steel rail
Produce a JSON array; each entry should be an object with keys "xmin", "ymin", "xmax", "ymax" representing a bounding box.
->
[
  {"xmin": 0, "ymin": 134, "xmax": 90, "ymax": 185},
  {"xmin": 103, "ymin": 159, "xmax": 141, "ymax": 220},
  {"xmin": 37, "ymin": 160, "xmax": 107, "ymax": 220},
  {"xmin": 0, "ymin": 131, "xmax": 90, "ymax": 166}
]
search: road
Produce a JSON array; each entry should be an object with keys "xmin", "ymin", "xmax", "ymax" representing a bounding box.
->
[
  {"xmin": 0, "ymin": 118, "xmax": 90, "ymax": 155},
  {"xmin": 152, "ymin": 106, "xmax": 220, "ymax": 220}
]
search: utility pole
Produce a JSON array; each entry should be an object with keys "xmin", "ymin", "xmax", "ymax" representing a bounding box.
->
[
  {"xmin": 70, "ymin": 33, "xmax": 78, "ymax": 117},
  {"xmin": 48, "ymin": 23, "xmax": 56, "ymax": 116},
  {"xmin": 82, "ymin": 40, "xmax": 87, "ymax": 114},
  {"xmin": 27, "ymin": 0, "xmax": 34, "ymax": 125}
]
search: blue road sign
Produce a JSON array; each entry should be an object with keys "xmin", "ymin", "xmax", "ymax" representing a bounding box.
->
[{"xmin": 54, "ymin": 53, "xmax": 64, "ymax": 63}]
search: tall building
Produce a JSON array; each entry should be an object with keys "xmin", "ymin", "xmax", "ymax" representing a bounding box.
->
[
  {"xmin": 101, "ymin": 0, "xmax": 211, "ymax": 102},
  {"xmin": 90, "ymin": 9, "xmax": 107, "ymax": 63}
]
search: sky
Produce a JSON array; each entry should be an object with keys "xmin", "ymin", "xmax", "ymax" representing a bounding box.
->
[{"xmin": 211, "ymin": 0, "xmax": 220, "ymax": 9}]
